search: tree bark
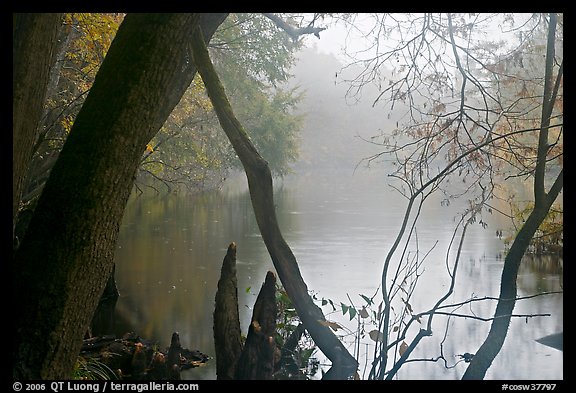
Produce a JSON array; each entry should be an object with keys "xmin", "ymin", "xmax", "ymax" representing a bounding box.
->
[
  {"xmin": 213, "ymin": 242, "xmax": 243, "ymax": 380},
  {"xmin": 235, "ymin": 271, "xmax": 278, "ymax": 380},
  {"xmin": 89, "ymin": 265, "xmax": 120, "ymax": 337},
  {"xmin": 190, "ymin": 26, "xmax": 358, "ymax": 379},
  {"xmin": 13, "ymin": 13, "xmax": 63, "ymax": 239},
  {"xmin": 13, "ymin": 13, "xmax": 228, "ymax": 380}
]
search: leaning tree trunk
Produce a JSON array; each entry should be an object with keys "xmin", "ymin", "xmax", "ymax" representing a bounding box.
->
[
  {"xmin": 13, "ymin": 13, "xmax": 228, "ymax": 380},
  {"xmin": 462, "ymin": 13, "xmax": 563, "ymax": 380},
  {"xmin": 13, "ymin": 13, "xmax": 63, "ymax": 239},
  {"xmin": 190, "ymin": 27, "xmax": 359, "ymax": 379}
]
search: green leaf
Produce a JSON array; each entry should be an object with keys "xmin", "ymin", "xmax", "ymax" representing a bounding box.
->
[
  {"xmin": 300, "ymin": 348, "xmax": 316, "ymax": 363},
  {"xmin": 328, "ymin": 299, "xmax": 336, "ymax": 311},
  {"xmin": 360, "ymin": 294, "xmax": 373, "ymax": 306},
  {"xmin": 348, "ymin": 306, "xmax": 357, "ymax": 321}
]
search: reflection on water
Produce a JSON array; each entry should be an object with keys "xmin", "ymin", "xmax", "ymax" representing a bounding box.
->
[{"xmin": 113, "ymin": 169, "xmax": 563, "ymax": 380}]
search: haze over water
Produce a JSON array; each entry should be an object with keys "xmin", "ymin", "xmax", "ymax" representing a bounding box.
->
[{"xmin": 113, "ymin": 167, "xmax": 563, "ymax": 380}]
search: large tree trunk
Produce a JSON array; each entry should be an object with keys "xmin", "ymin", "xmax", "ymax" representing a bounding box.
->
[
  {"xmin": 13, "ymin": 13, "xmax": 63, "ymax": 239},
  {"xmin": 190, "ymin": 27, "xmax": 359, "ymax": 379},
  {"xmin": 13, "ymin": 13, "xmax": 228, "ymax": 380}
]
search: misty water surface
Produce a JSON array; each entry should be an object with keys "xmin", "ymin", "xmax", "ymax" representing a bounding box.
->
[{"xmin": 112, "ymin": 168, "xmax": 563, "ymax": 380}]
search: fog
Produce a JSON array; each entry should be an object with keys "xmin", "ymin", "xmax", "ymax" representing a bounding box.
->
[{"xmin": 285, "ymin": 46, "xmax": 399, "ymax": 172}]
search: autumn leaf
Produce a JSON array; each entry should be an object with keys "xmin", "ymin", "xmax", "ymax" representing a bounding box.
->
[
  {"xmin": 432, "ymin": 101, "xmax": 446, "ymax": 114},
  {"xmin": 318, "ymin": 320, "xmax": 343, "ymax": 332},
  {"xmin": 359, "ymin": 307, "xmax": 369, "ymax": 319},
  {"xmin": 399, "ymin": 341, "xmax": 408, "ymax": 357},
  {"xmin": 368, "ymin": 330, "xmax": 384, "ymax": 342}
]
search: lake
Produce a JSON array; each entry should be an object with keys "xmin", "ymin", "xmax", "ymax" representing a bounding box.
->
[{"xmin": 112, "ymin": 167, "xmax": 563, "ymax": 380}]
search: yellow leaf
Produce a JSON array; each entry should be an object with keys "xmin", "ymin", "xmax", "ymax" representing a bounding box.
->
[{"xmin": 146, "ymin": 144, "xmax": 154, "ymax": 153}]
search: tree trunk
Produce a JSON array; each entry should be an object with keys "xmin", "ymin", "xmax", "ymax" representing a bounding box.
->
[
  {"xmin": 13, "ymin": 13, "xmax": 228, "ymax": 380},
  {"xmin": 235, "ymin": 271, "xmax": 278, "ymax": 380},
  {"xmin": 89, "ymin": 265, "xmax": 120, "ymax": 337},
  {"xmin": 461, "ymin": 176, "xmax": 562, "ymax": 380},
  {"xmin": 13, "ymin": 13, "xmax": 63, "ymax": 239},
  {"xmin": 462, "ymin": 14, "xmax": 563, "ymax": 379},
  {"xmin": 213, "ymin": 242, "xmax": 243, "ymax": 380},
  {"xmin": 190, "ymin": 26, "xmax": 358, "ymax": 379}
]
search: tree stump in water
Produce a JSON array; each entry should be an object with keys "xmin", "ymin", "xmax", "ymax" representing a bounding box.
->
[
  {"xmin": 166, "ymin": 332, "xmax": 183, "ymax": 380},
  {"xmin": 213, "ymin": 242, "xmax": 243, "ymax": 380},
  {"xmin": 214, "ymin": 243, "xmax": 315, "ymax": 380},
  {"xmin": 235, "ymin": 270, "xmax": 278, "ymax": 380}
]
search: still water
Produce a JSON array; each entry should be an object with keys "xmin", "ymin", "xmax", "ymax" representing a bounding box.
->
[{"xmin": 113, "ymin": 168, "xmax": 563, "ymax": 380}]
